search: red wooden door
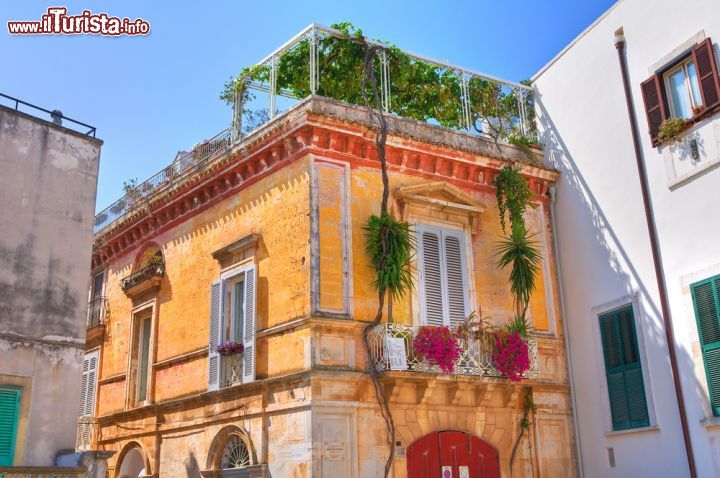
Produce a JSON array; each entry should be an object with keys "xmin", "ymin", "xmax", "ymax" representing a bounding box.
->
[{"xmin": 407, "ymin": 431, "xmax": 500, "ymax": 478}]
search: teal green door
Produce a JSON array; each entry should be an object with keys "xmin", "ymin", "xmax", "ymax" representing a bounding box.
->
[{"xmin": 0, "ymin": 386, "xmax": 21, "ymax": 466}]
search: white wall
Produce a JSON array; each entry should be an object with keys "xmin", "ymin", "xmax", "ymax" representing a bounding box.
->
[{"xmin": 534, "ymin": 0, "xmax": 720, "ymax": 476}]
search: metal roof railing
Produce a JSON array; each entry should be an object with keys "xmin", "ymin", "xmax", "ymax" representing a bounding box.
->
[
  {"xmin": 0, "ymin": 92, "xmax": 97, "ymax": 137},
  {"xmin": 93, "ymin": 129, "xmax": 230, "ymax": 234}
]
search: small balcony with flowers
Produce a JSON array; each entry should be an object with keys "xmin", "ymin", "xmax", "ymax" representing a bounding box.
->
[
  {"xmin": 120, "ymin": 251, "xmax": 165, "ymax": 299},
  {"xmin": 368, "ymin": 317, "xmax": 539, "ymax": 382}
]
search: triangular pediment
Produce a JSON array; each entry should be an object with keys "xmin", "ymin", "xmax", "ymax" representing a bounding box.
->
[{"xmin": 395, "ymin": 181, "xmax": 485, "ymax": 213}]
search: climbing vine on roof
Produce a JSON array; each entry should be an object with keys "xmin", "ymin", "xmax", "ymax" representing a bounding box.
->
[{"xmin": 220, "ymin": 22, "xmax": 537, "ymax": 145}]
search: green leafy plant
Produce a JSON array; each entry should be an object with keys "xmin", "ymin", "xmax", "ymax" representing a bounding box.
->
[
  {"xmin": 657, "ymin": 117, "xmax": 687, "ymax": 144},
  {"xmin": 122, "ymin": 178, "xmax": 141, "ymax": 203},
  {"xmin": 365, "ymin": 213, "xmax": 414, "ymax": 300},
  {"xmin": 505, "ymin": 314, "xmax": 532, "ymax": 339},
  {"xmin": 494, "ymin": 166, "xmax": 535, "ymax": 235},
  {"xmin": 122, "ymin": 178, "xmax": 138, "ymax": 194},
  {"xmin": 454, "ymin": 310, "xmax": 497, "ymax": 342},
  {"xmin": 508, "ymin": 133, "xmax": 541, "ymax": 158}
]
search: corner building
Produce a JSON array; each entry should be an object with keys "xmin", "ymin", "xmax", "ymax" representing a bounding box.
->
[{"xmin": 83, "ymin": 97, "xmax": 576, "ymax": 477}]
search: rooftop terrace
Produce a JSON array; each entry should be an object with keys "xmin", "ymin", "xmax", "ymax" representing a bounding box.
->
[{"xmin": 93, "ymin": 23, "xmax": 537, "ymax": 235}]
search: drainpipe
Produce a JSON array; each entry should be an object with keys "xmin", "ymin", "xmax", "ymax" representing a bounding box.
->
[
  {"xmin": 614, "ymin": 32, "xmax": 697, "ymax": 478},
  {"xmin": 548, "ymin": 185, "xmax": 585, "ymax": 478}
]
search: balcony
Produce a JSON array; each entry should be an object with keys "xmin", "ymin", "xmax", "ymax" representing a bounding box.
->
[
  {"xmin": 93, "ymin": 23, "xmax": 537, "ymax": 237},
  {"xmin": 368, "ymin": 323, "xmax": 539, "ymax": 379},
  {"xmin": 221, "ymin": 354, "xmax": 244, "ymax": 388},
  {"xmin": 86, "ymin": 297, "xmax": 106, "ymax": 328},
  {"xmin": 76, "ymin": 417, "xmax": 96, "ymax": 452},
  {"xmin": 120, "ymin": 260, "xmax": 164, "ymax": 298}
]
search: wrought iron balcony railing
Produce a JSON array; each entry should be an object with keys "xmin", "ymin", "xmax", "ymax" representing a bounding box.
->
[
  {"xmin": 76, "ymin": 417, "xmax": 96, "ymax": 452},
  {"xmin": 120, "ymin": 261, "xmax": 165, "ymax": 292},
  {"xmin": 86, "ymin": 297, "xmax": 107, "ymax": 328},
  {"xmin": 368, "ymin": 323, "xmax": 539, "ymax": 379},
  {"xmin": 222, "ymin": 354, "xmax": 243, "ymax": 388}
]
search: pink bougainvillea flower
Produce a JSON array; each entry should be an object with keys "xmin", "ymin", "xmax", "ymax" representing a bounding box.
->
[
  {"xmin": 413, "ymin": 326, "xmax": 462, "ymax": 374},
  {"xmin": 492, "ymin": 331, "xmax": 530, "ymax": 381}
]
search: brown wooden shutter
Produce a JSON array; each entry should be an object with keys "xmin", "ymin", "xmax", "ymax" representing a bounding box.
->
[
  {"xmin": 692, "ymin": 38, "xmax": 720, "ymax": 111},
  {"xmin": 640, "ymin": 75, "xmax": 667, "ymax": 143}
]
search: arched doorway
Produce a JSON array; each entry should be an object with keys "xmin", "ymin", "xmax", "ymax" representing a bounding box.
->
[
  {"xmin": 117, "ymin": 447, "xmax": 146, "ymax": 478},
  {"xmin": 407, "ymin": 431, "xmax": 500, "ymax": 478}
]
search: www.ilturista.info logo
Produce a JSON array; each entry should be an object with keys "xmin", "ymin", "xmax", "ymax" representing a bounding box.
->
[{"xmin": 7, "ymin": 7, "xmax": 150, "ymax": 36}]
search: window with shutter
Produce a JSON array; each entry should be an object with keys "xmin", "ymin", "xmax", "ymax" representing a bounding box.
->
[
  {"xmin": 417, "ymin": 225, "xmax": 469, "ymax": 327},
  {"xmin": 0, "ymin": 386, "xmax": 21, "ymax": 466},
  {"xmin": 208, "ymin": 280, "xmax": 222, "ymax": 391},
  {"xmin": 208, "ymin": 265, "xmax": 257, "ymax": 391},
  {"xmin": 642, "ymin": 37, "xmax": 720, "ymax": 145},
  {"xmin": 79, "ymin": 351, "xmax": 98, "ymax": 417},
  {"xmin": 599, "ymin": 305, "xmax": 650, "ymax": 431},
  {"xmin": 690, "ymin": 275, "xmax": 720, "ymax": 416},
  {"xmin": 692, "ymin": 38, "xmax": 720, "ymax": 111},
  {"xmin": 641, "ymin": 75, "xmax": 667, "ymax": 142}
]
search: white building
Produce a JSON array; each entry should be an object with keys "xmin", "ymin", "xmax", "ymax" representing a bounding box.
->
[{"xmin": 533, "ymin": 0, "xmax": 720, "ymax": 476}]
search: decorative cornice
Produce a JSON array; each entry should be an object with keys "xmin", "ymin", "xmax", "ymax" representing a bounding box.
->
[{"xmin": 93, "ymin": 98, "xmax": 557, "ymax": 268}]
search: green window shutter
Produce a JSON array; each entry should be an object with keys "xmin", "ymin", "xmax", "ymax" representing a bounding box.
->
[
  {"xmin": 691, "ymin": 277, "xmax": 720, "ymax": 416},
  {"xmin": 599, "ymin": 306, "xmax": 650, "ymax": 430},
  {"xmin": 0, "ymin": 386, "xmax": 21, "ymax": 466}
]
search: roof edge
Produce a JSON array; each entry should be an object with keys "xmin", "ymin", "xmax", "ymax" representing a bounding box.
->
[{"xmin": 532, "ymin": 0, "xmax": 623, "ymax": 82}]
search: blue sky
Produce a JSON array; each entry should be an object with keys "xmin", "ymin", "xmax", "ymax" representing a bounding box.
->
[{"xmin": 1, "ymin": 0, "xmax": 615, "ymax": 212}]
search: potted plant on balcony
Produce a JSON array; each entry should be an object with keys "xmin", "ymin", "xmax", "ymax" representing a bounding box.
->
[{"xmin": 412, "ymin": 325, "xmax": 462, "ymax": 374}]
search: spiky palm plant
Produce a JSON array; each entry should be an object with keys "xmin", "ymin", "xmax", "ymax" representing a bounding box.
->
[
  {"xmin": 494, "ymin": 224, "xmax": 541, "ymax": 319},
  {"xmin": 365, "ymin": 213, "xmax": 414, "ymax": 301}
]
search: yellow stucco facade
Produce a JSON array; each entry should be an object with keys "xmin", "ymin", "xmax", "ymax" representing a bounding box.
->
[{"xmin": 84, "ymin": 97, "xmax": 576, "ymax": 477}]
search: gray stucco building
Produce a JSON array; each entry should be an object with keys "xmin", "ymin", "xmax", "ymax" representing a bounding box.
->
[{"xmin": 0, "ymin": 98, "xmax": 101, "ymax": 467}]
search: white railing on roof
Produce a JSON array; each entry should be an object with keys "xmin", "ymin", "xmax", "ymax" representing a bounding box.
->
[
  {"xmin": 93, "ymin": 128, "xmax": 230, "ymax": 234},
  {"xmin": 234, "ymin": 23, "xmax": 535, "ymax": 140}
]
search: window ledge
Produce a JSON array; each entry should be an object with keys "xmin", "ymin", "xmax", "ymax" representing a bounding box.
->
[
  {"xmin": 700, "ymin": 416, "xmax": 720, "ymax": 429},
  {"xmin": 667, "ymin": 156, "xmax": 720, "ymax": 190},
  {"xmin": 605, "ymin": 425, "xmax": 660, "ymax": 437}
]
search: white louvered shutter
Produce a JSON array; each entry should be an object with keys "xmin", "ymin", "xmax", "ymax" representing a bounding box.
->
[
  {"xmin": 243, "ymin": 265, "xmax": 257, "ymax": 383},
  {"xmin": 79, "ymin": 351, "xmax": 98, "ymax": 417},
  {"xmin": 418, "ymin": 225, "xmax": 470, "ymax": 327},
  {"xmin": 208, "ymin": 280, "xmax": 222, "ymax": 391},
  {"xmin": 419, "ymin": 228, "xmax": 445, "ymax": 327},
  {"xmin": 444, "ymin": 231, "xmax": 469, "ymax": 327}
]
